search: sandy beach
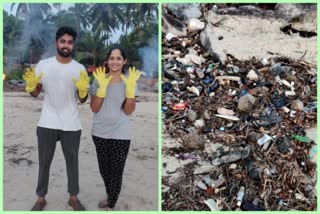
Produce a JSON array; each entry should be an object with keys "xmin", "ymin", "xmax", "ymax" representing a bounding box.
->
[{"xmin": 3, "ymin": 90, "xmax": 158, "ymax": 211}]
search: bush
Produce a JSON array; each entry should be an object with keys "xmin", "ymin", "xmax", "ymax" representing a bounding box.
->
[{"xmin": 5, "ymin": 68, "xmax": 24, "ymax": 80}]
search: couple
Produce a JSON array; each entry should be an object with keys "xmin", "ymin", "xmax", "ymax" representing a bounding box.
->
[{"xmin": 23, "ymin": 26, "xmax": 140, "ymax": 211}]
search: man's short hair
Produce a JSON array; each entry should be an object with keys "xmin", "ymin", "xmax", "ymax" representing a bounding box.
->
[{"xmin": 56, "ymin": 26, "xmax": 77, "ymax": 41}]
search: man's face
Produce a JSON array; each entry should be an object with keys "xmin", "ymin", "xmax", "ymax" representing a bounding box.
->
[{"xmin": 56, "ymin": 34, "xmax": 74, "ymax": 58}]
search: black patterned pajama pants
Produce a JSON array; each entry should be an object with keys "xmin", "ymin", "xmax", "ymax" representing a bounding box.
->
[{"xmin": 92, "ymin": 135, "xmax": 131, "ymax": 208}]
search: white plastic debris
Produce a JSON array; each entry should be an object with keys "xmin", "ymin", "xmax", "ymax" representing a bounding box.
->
[
  {"xmin": 217, "ymin": 107, "xmax": 235, "ymax": 116},
  {"xmin": 212, "ymin": 175, "xmax": 226, "ymax": 188},
  {"xmin": 229, "ymin": 163, "xmax": 237, "ymax": 169},
  {"xmin": 285, "ymin": 90, "xmax": 296, "ymax": 97},
  {"xmin": 188, "ymin": 19, "xmax": 205, "ymax": 31},
  {"xmin": 165, "ymin": 32, "xmax": 178, "ymax": 41},
  {"xmin": 257, "ymin": 134, "xmax": 273, "ymax": 146},
  {"xmin": 247, "ymin": 70, "xmax": 259, "ymax": 81},
  {"xmin": 295, "ymin": 193, "xmax": 308, "ymax": 202},
  {"xmin": 204, "ymin": 199, "xmax": 222, "ymax": 211},
  {"xmin": 215, "ymin": 114, "xmax": 240, "ymax": 121},
  {"xmin": 261, "ymin": 58, "xmax": 268, "ymax": 66},
  {"xmin": 194, "ymin": 119, "xmax": 205, "ymax": 129},
  {"xmin": 196, "ymin": 180, "xmax": 207, "ymax": 190},
  {"xmin": 176, "ymin": 53, "xmax": 205, "ymax": 65},
  {"xmin": 187, "ymin": 86, "xmax": 200, "ymax": 96},
  {"xmin": 236, "ymin": 186, "xmax": 245, "ymax": 206},
  {"xmin": 291, "ymin": 99, "xmax": 304, "ymax": 111},
  {"xmin": 282, "ymin": 106, "xmax": 290, "ymax": 113}
]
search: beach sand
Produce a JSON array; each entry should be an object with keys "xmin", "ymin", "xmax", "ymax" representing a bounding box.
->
[{"xmin": 3, "ymin": 91, "xmax": 158, "ymax": 211}]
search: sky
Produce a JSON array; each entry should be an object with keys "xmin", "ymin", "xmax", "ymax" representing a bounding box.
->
[
  {"xmin": 3, "ymin": 3, "xmax": 74, "ymax": 15},
  {"xmin": 3, "ymin": 3, "xmax": 122, "ymax": 43}
]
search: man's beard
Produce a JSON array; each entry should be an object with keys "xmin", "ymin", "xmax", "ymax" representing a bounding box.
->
[{"xmin": 57, "ymin": 48, "xmax": 73, "ymax": 58}]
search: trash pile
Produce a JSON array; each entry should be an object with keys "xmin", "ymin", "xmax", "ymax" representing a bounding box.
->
[{"xmin": 162, "ymin": 3, "xmax": 317, "ymax": 211}]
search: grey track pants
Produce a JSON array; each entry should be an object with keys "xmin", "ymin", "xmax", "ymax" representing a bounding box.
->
[{"xmin": 36, "ymin": 126, "xmax": 81, "ymax": 197}]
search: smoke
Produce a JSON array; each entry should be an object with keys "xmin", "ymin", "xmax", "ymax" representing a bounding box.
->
[
  {"xmin": 4, "ymin": 4, "xmax": 59, "ymax": 72},
  {"xmin": 138, "ymin": 36, "xmax": 158, "ymax": 78}
]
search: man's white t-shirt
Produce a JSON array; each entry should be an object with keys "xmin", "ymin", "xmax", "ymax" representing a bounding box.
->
[{"xmin": 35, "ymin": 56, "xmax": 86, "ymax": 131}]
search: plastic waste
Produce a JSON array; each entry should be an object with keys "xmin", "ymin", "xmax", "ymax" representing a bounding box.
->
[
  {"xmin": 202, "ymin": 77, "xmax": 214, "ymax": 85},
  {"xmin": 257, "ymin": 134, "xmax": 272, "ymax": 146},
  {"xmin": 172, "ymin": 102, "xmax": 187, "ymax": 111},
  {"xmin": 277, "ymin": 137, "xmax": 291, "ymax": 153},
  {"xmin": 239, "ymin": 89, "xmax": 247, "ymax": 97},
  {"xmin": 188, "ymin": 19, "xmax": 205, "ymax": 31},
  {"xmin": 247, "ymin": 70, "xmax": 259, "ymax": 81},
  {"xmin": 308, "ymin": 145, "xmax": 317, "ymax": 163},
  {"xmin": 271, "ymin": 93, "xmax": 287, "ymax": 108},
  {"xmin": 162, "ymin": 106, "xmax": 169, "ymax": 112},
  {"xmin": 165, "ymin": 32, "xmax": 178, "ymax": 41},
  {"xmin": 291, "ymin": 135, "xmax": 311, "ymax": 143},
  {"xmin": 175, "ymin": 154, "xmax": 198, "ymax": 160},
  {"xmin": 204, "ymin": 64, "xmax": 214, "ymax": 74},
  {"xmin": 195, "ymin": 68, "xmax": 205, "ymax": 79},
  {"xmin": 303, "ymin": 101, "xmax": 317, "ymax": 112},
  {"xmin": 204, "ymin": 199, "xmax": 222, "ymax": 211},
  {"xmin": 270, "ymin": 63, "xmax": 294, "ymax": 77},
  {"xmin": 237, "ymin": 186, "xmax": 245, "ymax": 206},
  {"xmin": 187, "ymin": 109, "xmax": 197, "ymax": 122},
  {"xmin": 211, "ymin": 145, "xmax": 251, "ymax": 166},
  {"xmin": 241, "ymin": 202, "xmax": 266, "ymax": 211},
  {"xmin": 194, "ymin": 119, "xmax": 205, "ymax": 129},
  {"xmin": 211, "ymin": 175, "xmax": 225, "ymax": 188},
  {"xmin": 162, "ymin": 82, "xmax": 173, "ymax": 93}
]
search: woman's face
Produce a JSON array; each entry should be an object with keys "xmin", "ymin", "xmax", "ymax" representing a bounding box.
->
[{"xmin": 107, "ymin": 49, "xmax": 127, "ymax": 73}]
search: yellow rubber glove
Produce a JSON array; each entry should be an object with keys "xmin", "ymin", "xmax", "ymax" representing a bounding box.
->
[
  {"xmin": 72, "ymin": 71, "xmax": 90, "ymax": 98},
  {"xmin": 120, "ymin": 67, "xmax": 141, "ymax": 99},
  {"xmin": 93, "ymin": 66, "xmax": 113, "ymax": 98},
  {"xmin": 22, "ymin": 67, "xmax": 44, "ymax": 93}
]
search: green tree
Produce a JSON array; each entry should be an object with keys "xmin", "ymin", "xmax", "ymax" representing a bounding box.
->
[
  {"xmin": 90, "ymin": 4, "xmax": 122, "ymax": 46},
  {"xmin": 133, "ymin": 4, "xmax": 158, "ymax": 29},
  {"xmin": 76, "ymin": 26, "xmax": 109, "ymax": 66},
  {"xmin": 3, "ymin": 11, "xmax": 23, "ymax": 53},
  {"xmin": 69, "ymin": 3, "xmax": 91, "ymax": 38},
  {"xmin": 119, "ymin": 22, "xmax": 157, "ymax": 68},
  {"xmin": 10, "ymin": 3, "xmax": 60, "ymax": 48}
]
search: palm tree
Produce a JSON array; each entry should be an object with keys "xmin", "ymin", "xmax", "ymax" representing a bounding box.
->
[
  {"xmin": 45, "ymin": 9, "xmax": 77, "ymax": 28},
  {"xmin": 133, "ymin": 4, "xmax": 158, "ymax": 29},
  {"xmin": 10, "ymin": 3, "xmax": 60, "ymax": 49},
  {"xmin": 69, "ymin": 4, "xmax": 91, "ymax": 38},
  {"xmin": 121, "ymin": 4, "xmax": 136, "ymax": 38},
  {"xmin": 90, "ymin": 4, "xmax": 122, "ymax": 46},
  {"xmin": 76, "ymin": 25, "xmax": 109, "ymax": 66}
]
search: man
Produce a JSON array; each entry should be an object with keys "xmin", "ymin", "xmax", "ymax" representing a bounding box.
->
[{"xmin": 23, "ymin": 26, "xmax": 89, "ymax": 211}]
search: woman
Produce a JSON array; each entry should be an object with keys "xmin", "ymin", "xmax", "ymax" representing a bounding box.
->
[{"xmin": 90, "ymin": 44, "xmax": 140, "ymax": 210}]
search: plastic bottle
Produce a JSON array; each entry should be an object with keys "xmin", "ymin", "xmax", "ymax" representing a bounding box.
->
[
  {"xmin": 236, "ymin": 186, "xmax": 245, "ymax": 206},
  {"xmin": 308, "ymin": 145, "xmax": 317, "ymax": 163},
  {"xmin": 195, "ymin": 68, "xmax": 204, "ymax": 79},
  {"xmin": 205, "ymin": 64, "xmax": 214, "ymax": 74},
  {"xmin": 291, "ymin": 135, "xmax": 311, "ymax": 143}
]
